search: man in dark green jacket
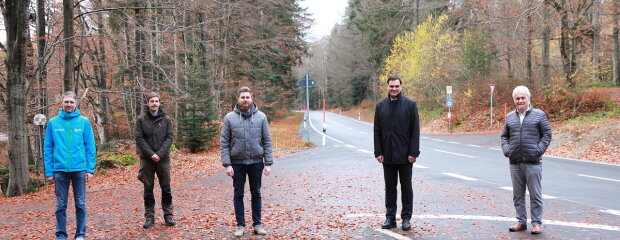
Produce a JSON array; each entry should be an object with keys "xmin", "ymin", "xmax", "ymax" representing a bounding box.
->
[
  {"xmin": 374, "ymin": 75, "xmax": 420, "ymax": 231},
  {"xmin": 136, "ymin": 92, "xmax": 175, "ymax": 228}
]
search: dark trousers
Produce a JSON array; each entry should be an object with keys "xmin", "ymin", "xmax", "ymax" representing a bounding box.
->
[
  {"xmin": 139, "ymin": 158, "xmax": 173, "ymax": 219},
  {"xmin": 383, "ymin": 163, "xmax": 413, "ymax": 220},
  {"xmin": 232, "ymin": 162, "xmax": 264, "ymax": 227}
]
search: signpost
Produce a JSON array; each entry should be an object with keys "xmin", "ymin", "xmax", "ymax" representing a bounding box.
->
[
  {"xmin": 446, "ymin": 86, "xmax": 453, "ymax": 131},
  {"xmin": 299, "ymin": 74, "xmax": 315, "ymax": 142},
  {"xmin": 489, "ymin": 84, "xmax": 495, "ymax": 128},
  {"xmin": 33, "ymin": 114, "xmax": 47, "ymax": 182}
]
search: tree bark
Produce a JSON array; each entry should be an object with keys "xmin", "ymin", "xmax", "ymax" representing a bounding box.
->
[
  {"xmin": 542, "ymin": 0, "xmax": 551, "ymax": 86},
  {"xmin": 63, "ymin": 0, "xmax": 75, "ymax": 92},
  {"xmin": 2, "ymin": 0, "xmax": 31, "ymax": 197},
  {"xmin": 526, "ymin": 0, "xmax": 533, "ymax": 85},
  {"xmin": 36, "ymin": 0, "xmax": 48, "ymax": 115},
  {"xmin": 591, "ymin": 0, "xmax": 600, "ymax": 82},
  {"xmin": 613, "ymin": 0, "xmax": 620, "ymax": 86}
]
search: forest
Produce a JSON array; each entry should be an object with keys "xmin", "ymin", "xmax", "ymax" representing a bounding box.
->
[{"xmin": 1, "ymin": 0, "xmax": 619, "ymax": 197}]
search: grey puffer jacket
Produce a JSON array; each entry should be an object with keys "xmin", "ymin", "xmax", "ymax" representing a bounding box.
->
[
  {"xmin": 501, "ymin": 107, "xmax": 552, "ymax": 164},
  {"xmin": 220, "ymin": 103, "xmax": 273, "ymax": 167}
]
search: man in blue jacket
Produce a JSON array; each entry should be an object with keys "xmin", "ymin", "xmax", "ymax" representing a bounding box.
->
[
  {"xmin": 501, "ymin": 86, "xmax": 552, "ymax": 235},
  {"xmin": 44, "ymin": 91, "xmax": 96, "ymax": 240}
]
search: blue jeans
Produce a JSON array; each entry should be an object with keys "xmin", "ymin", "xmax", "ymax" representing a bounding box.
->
[
  {"xmin": 232, "ymin": 163, "xmax": 264, "ymax": 227},
  {"xmin": 54, "ymin": 171, "xmax": 87, "ymax": 240}
]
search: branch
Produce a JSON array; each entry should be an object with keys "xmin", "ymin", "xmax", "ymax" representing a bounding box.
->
[{"xmin": 74, "ymin": 6, "xmax": 176, "ymax": 20}]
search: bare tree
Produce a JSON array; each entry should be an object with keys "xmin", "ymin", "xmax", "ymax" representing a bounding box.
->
[
  {"xmin": 63, "ymin": 0, "xmax": 76, "ymax": 92},
  {"xmin": 2, "ymin": 0, "xmax": 31, "ymax": 197},
  {"xmin": 613, "ymin": 0, "xmax": 620, "ymax": 86},
  {"xmin": 542, "ymin": 0, "xmax": 551, "ymax": 86}
]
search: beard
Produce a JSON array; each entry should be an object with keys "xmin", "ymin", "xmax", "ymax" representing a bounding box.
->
[{"xmin": 239, "ymin": 102, "xmax": 251, "ymax": 111}]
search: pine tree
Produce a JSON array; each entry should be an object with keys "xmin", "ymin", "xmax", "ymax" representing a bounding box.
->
[{"xmin": 177, "ymin": 69, "xmax": 218, "ymax": 153}]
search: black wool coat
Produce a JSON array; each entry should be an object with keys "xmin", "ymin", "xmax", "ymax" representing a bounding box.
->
[{"xmin": 373, "ymin": 94, "xmax": 421, "ymax": 164}]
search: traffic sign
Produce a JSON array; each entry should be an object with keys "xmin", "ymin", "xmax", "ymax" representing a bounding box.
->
[
  {"xmin": 298, "ymin": 74, "xmax": 315, "ymax": 88},
  {"xmin": 446, "ymin": 98, "xmax": 453, "ymax": 107},
  {"xmin": 489, "ymin": 84, "xmax": 495, "ymax": 94},
  {"xmin": 446, "ymin": 86, "xmax": 453, "ymax": 94}
]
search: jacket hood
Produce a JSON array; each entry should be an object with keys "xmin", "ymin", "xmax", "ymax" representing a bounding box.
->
[
  {"xmin": 142, "ymin": 104, "xmax": 166, "ymax": 119},
  {"xmin": 234, "ymin": 103, "xmax": 258, "ymax": 118},
  {"xmin": 58, "ymin": 108, "xmax": 82, "ymax": 119}
]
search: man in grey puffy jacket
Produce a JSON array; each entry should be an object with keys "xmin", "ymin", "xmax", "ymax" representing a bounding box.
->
[
  {"xmin": 221, "ymin": 86, "xmax": 273, "ymax": 237},
  {"xmin": 501, "ymin": 85, "xmax": 552, "ymax": 235}
]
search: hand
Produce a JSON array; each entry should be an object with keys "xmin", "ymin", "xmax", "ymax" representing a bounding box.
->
[
  {"xmin": 376, "ymin": 155, "xmax": 384, "ymax": 163},
  {"xmin": 86, "ymin": 173, "xmax": 94, "ymax": 182},
  {"xmin": 408, "ymin": 156, "xmax": 417, "ymax": 163},
  {"xmin": 46, "ymin": 177, "xmax": 54, "ymax": 184},
  {"xmin": 151, "ymin": 154, "xmax": 161, "ymax": 162},
  {"xmin": 264, "ymin": 165, "xmax": 272, "ymax": 176},
  {"xmin": 226, "ymin": 166, "xmax": 234, "ymax": 176}
]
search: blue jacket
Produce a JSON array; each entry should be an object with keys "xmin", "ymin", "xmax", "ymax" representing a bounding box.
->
[
  {"xmin": 43, "ymin": 108, "xmax": 97, "ymax": 177},
  {"xmin": 501, "ymin": 107, "xmax": 552, "ymax": 164}
]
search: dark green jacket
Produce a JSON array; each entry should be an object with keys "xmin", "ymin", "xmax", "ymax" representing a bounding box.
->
[{"xmin": 136, "ymin": 107, "xmax": 174, "ymax": 160}]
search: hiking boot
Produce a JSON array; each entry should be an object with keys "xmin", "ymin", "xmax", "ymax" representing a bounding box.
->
[
  {"xmin": 143, "ymin": 218, "xmax": 155, "ymax": 228},
  {"xmin": 254, "ymin": 224, "xmax": 267, "ymax": 235},
  {"xmin": 234, "ymin": 226, "xmax": 245, "ymax": 237},
  {"xmin": 164, "ymin": 216, "xmax": 176, "ymax": 226}
]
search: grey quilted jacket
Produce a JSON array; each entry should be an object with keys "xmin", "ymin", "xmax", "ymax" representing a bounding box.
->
[
  {"xmin": 220, "ymin": 103, "xmax": 273, "ymax": 167},
  {"xmin": 501, "ymin": 107, "xmax": 552, "ymax": 164}
]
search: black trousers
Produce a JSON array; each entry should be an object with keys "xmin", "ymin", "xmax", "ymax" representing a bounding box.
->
[
  {"xmin": 383, "ymin": 163, "xmax": 413, "ymax": 220},
  {"xmin": 139, "ymin": 157, "xmax": 173, "ymax": 219}
]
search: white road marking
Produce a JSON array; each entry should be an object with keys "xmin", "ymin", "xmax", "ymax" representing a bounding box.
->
[
  {"xmin": 347, "ymin": 127, "xmax": 353, "ymax": 130},
  {"xmin": 442, "ymin": 172, "xmax": 477, "ymax": 181},
  {"xmin": 307, "ymin": 114, "xmax": 344, "ymax": 144},
  {"xmin": 359, "ymin": 131, "xmax": 369, "ymax": 135},
  {"xmin": 499, "ymin": 187, "xmax": 557, "ymax": 199},
  {"xmin": 358, "ymin": 149, "xmax": 372, "ymax": 154},
  {"xmin": 447, "ymin": 141, "xmax": 460, "ymax": 144},
  {"xmin": 466, "ymin": 144, "xmax": 482, "ymax": 148},
  {"xmin": 374, "ymin": 229, "xmax": 412, "ymax": 240},
  {"xmin": 489, "ymin": 147, "xmax": 502, "ymax": 151},
  {"xmin": 346, "ymin": 214, "xmax": 620, "ymax": 232},
  {"xmin": 345, "ymin": 144, "xmax": 355, "ymax": 148},
  {"xmin": 600, "ymin": 209, "xmax": 620, "ymax": 216},
  {"xmin": 421, "ymin": 136, "xmax": 429, "ymax": 139},
  {"xmin": 578, "ymin": 174, "xmax": 620, "ymax": 183},
  {"xmin": 413, "ymin": 164, "xmax": 429, "ymax": 169},
  {"xmin": 328, "ymin": 111, "xmax": 374, "ymax": 127},
  {"xmin": 431, "ymin": 139, "xmax": 444, "ymax": 142},
  {"xmin": 433, "ymin": 149, "xmax": 475, "ymax": 158}
]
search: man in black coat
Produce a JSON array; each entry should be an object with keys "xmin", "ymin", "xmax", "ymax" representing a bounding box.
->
[
  {"xmin": 136, "ymin": 92, "xmax": 176, "ymax": 228},
  {"xmin": 374, "ymin": 75, "xmax": 420, "ymax": 231}
]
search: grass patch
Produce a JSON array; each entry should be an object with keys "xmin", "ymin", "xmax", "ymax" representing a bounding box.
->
[
  {"xmin": 96, "ymin": 152, "xmax": 138, "ymax": 170},
  {"xmin": 419, "ymin": 107, "xmax": 445, "ymax": 120},
  {"xmin": 567, "ymin": 105, "xmax": 620, "ymax": 124}
]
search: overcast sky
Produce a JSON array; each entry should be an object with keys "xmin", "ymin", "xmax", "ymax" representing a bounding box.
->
[{"xmin": 299, "ymin": 0, "xmax": 349, "ymax": 42}]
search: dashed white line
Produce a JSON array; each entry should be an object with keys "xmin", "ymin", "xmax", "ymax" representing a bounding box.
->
[
  {"xmin": 344, "ymin": 144, "xmax": 355, "ymax": 148},
  {"xmin": 433, "ymin": 149, "xmax": 475, "ymax": 158},
  {"xmin": 499, "ymin": 187, "xmax": 557, "ymax": 199},
  {"xmin": 600, "ymin": 209, "xmax": 620, "ymax": 216},
  {"xmin": 431, "ymin": 139, "xmax": 445, "ymax": 142},
  {"xmin": 421, "ymin": 136, "xmax": 429, "ymax": 139},
  {"xmin": 466, "ymin": 144, "xmax": 482, "ymax": 148},
  {"xmin": 359, "ymin": 131, "xmax": 369, "ymax": 135},
  {"xmin": 447, "ymin": 141, "xmax": 460, "ymax": 144},
  {"xmin": 307, "ymin": 115, "xmax": 344, "ymax": 144},
  {"xmin": 578, "ymin": 174, "xmax": 620, "ymax": 183},
  {"xmin": 358, "ymin": 149, "xmax": 372, "ymax": 154},
  {"xmin": 413, "ymin": 164, "xmax": 429, "ymax": 169},
  {"xmin": 442, "ymin": 172, "xmax": 477, "ymax": 181},
  {"xmin": 489, "ymin": 147, "xmax": 502, "ymax": 151},
  {"xmin": 346, "ymin": 214, "xmax": 620, "ymax": 231}
]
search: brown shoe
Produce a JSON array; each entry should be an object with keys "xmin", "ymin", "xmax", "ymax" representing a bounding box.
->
[
  {"xmin": 509, "ymin": 223, "xmax": 527, "ymax": 232},
  {"xmin": 531, "ymin": 224, "xmax": 542, "ymax": 234}
]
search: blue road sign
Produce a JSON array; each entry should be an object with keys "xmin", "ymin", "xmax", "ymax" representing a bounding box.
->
[{"xmin": 446, "ymin": 98, "xmax": 453, "ymax": 107}]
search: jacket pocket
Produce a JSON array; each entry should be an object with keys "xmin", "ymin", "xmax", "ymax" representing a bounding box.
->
[{"xmin": 230, "ymin": 139, "xmax": 244, "ymax": 159}]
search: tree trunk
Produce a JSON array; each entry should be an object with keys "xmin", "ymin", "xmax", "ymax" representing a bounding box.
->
[
  {"xmin": 558, "ymin": 0, "xmax": 575, "ymax": 87},
  {"xmin": 526, "ymin": 1, "xmax": 533, "ymax": 85},
  {"xmin": 591, "ymin": 0, "xmax": 600, "ymax": 82},
  {"xmin": 63, "ymin": 0, "xmax": 75, "ymax": 92},
  {"xmin": 95, "ymin": 6, "xmax": 109, "ymax": 143},
  {"xmin": 542, "ymin": 0, "xmax": 551, "ymax": 86},
  {"xmin": 2, "ymin": 0, "xmax": 31, "ymax": 197},
  {"xmin": 36, "ymin": 0, "xmax": 48, "ymax": 116},
  {"xmin": 613, "ymin": 0, "xmax": 620, "ymax": 86}
]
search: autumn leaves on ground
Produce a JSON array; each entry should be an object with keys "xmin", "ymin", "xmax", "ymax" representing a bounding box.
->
[{"xmin": 0, "ymin": 113, "xmax": 309, "ymax": 239}]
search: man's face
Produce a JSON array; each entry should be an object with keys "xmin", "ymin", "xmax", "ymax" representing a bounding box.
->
[
  {"xmin": 387, "ymin": 79, "xmax": 402, "ymax": 98},
  {"xmin": 513, "ymin": 92, "xmax": 530, "ymax": 113},
  {"xmin": 238, "ymin": 92, "xmax": 253, "ymax": 110},
  {"xmin": 62, "ymin": 96, "xmax": 77, "ymax": 113},
  {"xmin": 148, "ymin": 97, "xmax": 160, "ymax": 113}
]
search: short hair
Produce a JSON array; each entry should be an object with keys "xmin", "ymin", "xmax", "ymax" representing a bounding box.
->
[
  {"xmin": 146, "ymin": 92, "xmax": 160, "ymax": 102},
  {"xmin": 62, "ymin": 91, "xmax": 77, "ymax": 100},
  {"xmin": 238, "ymin": 86, "xmax": 252, "ymax": 95},
  {"xmin": 512, "ymin": 86, "xmax": 531, "ymax": 99},
  {"xmin": 386, "ymin": 75, "xmax": 402, "ymax": 84}
]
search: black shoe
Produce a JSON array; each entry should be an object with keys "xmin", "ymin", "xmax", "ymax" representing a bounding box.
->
[
  {"xmin": 402, "ymin": 219, "xmax": 412, "ymax": 231},
  {"xmin": 164, "ymin": 216, "xmax": 176, "ymax": 226},
  {"xmin": 143, "ymin": 218, "xmax": 155, "ymax": 228},
  {"xmin": 381, "ymin": 218, "xmax": 396, "ymax": 229}
]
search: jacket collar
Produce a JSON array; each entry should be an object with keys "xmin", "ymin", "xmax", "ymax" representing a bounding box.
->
[{"xmin": 58, "ymin": 108, "xmax": 81, "ymax": 119}]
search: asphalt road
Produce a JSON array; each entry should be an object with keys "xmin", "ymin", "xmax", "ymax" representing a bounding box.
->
[{"xmin": 296, "ymin": 110, "xmax": 620, "ymax": 239}]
